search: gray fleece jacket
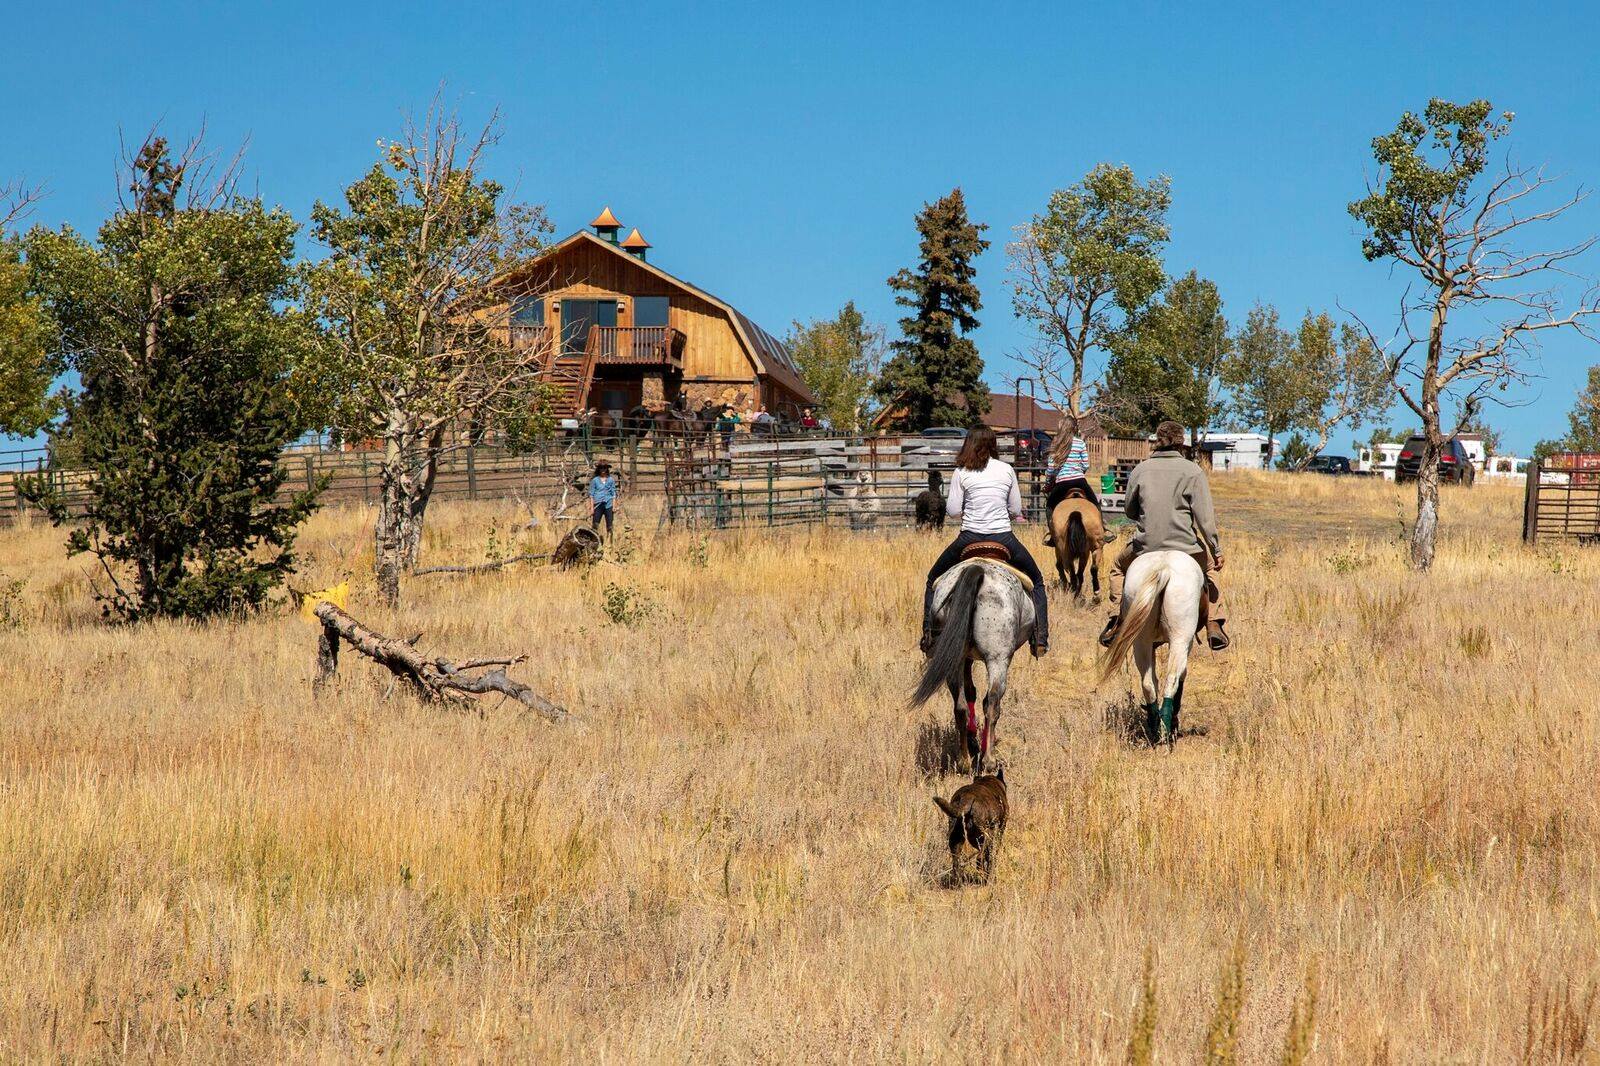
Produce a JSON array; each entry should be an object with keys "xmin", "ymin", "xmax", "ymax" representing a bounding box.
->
[{"xmin": 1124, "ymin": 449, "xmax": 1223, "ymax": 558}]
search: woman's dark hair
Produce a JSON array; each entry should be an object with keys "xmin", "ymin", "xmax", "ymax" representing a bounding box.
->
[
  {"xmin": 595, "ymin": 462, "xmax": 611, "ymax": 475},
  {"xmin": 955, "ymin": 427, "xmax": 1000, "ymax": 471}
]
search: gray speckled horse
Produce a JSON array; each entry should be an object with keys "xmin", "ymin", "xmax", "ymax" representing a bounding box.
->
[{"xmin": 911, "ymin": 559, "xmax": 1035, "ymax": 772}]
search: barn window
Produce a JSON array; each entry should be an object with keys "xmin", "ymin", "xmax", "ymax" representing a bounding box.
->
[
  {"xmin": 634, "ymin": 296, "xmax": 669, "ymax": 328},
  {"xmin": 510, "ymin": 296, "xmax": 545, "ymax": 325}
]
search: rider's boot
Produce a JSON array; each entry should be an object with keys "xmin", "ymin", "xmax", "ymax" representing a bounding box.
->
[
  {"xmin": 1205, "ymin": 617, "xmax": 1230, "ymax": 651},
  {"xmin": 1030, "ymin": 619, "xmax": 1049, "ymax": 658},
  {"xmin": 1157, "ymin": 696, "xmax": 1177, "ymax": 746},
  {"xmin": 1098, "ymin": 614, "xmax": 1121, "ymax": 648}
]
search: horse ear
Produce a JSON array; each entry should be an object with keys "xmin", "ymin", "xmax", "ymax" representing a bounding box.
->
[{"xmin": 996, "ymin": 765, "xmax": 1005, "ymax": 785}]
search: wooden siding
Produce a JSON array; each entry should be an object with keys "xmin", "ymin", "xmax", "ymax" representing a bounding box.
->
[{"xmin": 496, "ymin": 238, "xmax": 760, "ymax": 385}]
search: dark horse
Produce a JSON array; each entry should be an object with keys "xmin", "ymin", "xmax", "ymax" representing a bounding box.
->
[{"xmin": 914, "ymin": 470, "xmax": 946, "ymax": 530}]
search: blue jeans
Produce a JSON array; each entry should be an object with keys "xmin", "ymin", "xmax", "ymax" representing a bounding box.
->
[{"xmin": 591, "ymin": 501, "xmax": 614, "ymax": 536}]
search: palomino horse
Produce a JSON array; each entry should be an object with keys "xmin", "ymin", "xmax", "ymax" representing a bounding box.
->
[
  {"xmin": 1050, "ymin": 494, "xmax": 1104, "ymax": 602},
  {"xmin": 1098, "ymin": 550, "xmax": 1206, "ymax": 747},
  {"xmin": 912, "ymin": 554, "xmax": 1035, "ymax": 771}
]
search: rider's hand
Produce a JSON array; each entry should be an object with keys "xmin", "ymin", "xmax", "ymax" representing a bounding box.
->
[
  {"xmin": 1212, "ymin": 554, "xmax": 1225, "ymax": 572},
  {"xmin": 1013, "ymin": 514, "xmax": 1028, "ymax": 524}
]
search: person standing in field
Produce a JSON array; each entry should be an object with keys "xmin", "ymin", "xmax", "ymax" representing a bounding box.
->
[
  {"xmin": 921, "ymin": 427, "xmax": 1049, "ymax": 657},
  {"xmin": 1041, "ymin": 414, "xmax": 1100, "ymax": 547},
  {"xmin": 588, "ymin": 461, "xmax": 618, "ymax": 540},
  {"xmin": 1099, "ymin": 420, "xmax": 1228, "ymax": 650}
]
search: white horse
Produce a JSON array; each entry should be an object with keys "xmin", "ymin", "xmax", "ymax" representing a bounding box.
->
[
  {"xmin": 1098, "ymin": 550, "xmax": 1206, "ymax": 747},
  {"xmin": 912, "ymin": 559, "xmax": 1035, "ymax": 771}
]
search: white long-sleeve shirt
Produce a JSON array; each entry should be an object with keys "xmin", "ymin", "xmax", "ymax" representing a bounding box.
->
[{"xmin": 945, "ymin": 457, "xmax": 1023, "ymax": 534}]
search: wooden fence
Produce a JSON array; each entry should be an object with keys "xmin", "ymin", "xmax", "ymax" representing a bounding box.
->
[
  {"xmin": 0, "ymin": 430, "xmax": 1157, "ymax": 529},
  {"xmin": 1522, "ymin": 455, "xmax": 1600, "ymax": 544}
]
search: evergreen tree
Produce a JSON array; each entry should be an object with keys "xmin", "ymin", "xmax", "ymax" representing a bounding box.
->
[
  {"xmin": 875, "ymin": 188, "xmax": 990, "ymax": 429},
  {"xmin": 23, "ymin": 136, "xmax": 319, "ymax": 620}
]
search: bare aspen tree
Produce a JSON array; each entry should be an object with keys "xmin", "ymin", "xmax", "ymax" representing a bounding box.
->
[{"xmin": 1350, "ymin": 99, "xmax": 1600, "ymax": 570}]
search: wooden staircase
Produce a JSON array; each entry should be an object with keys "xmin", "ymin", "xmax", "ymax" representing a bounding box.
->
[{"xmin": 544, "ymin": 346, "xmax": 597, "ymax": 419}]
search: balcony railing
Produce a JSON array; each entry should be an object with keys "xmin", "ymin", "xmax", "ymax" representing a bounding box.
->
[{"xmin": 588, "ymin": 326, "xmax": 686, "ymax": 368}]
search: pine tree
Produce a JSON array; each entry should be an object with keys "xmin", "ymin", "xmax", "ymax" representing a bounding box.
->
[
  {"xmin": 23, "ymin": 136, "xmax": 319, "ymax": 620},
  {"xmin": 876, "ymin": 188, "xmax": 990, "ymax": 429}
]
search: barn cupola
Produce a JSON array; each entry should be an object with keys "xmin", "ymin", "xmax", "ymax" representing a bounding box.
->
[
  {"xmin": 620, "ymin": 227, "xmax": 651, "ymax": 261},
  {"xmin": 591, "ymin": 206, "xmax": 622, "ymax": 243}
]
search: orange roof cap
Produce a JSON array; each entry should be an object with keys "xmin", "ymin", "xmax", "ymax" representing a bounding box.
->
[
  {"xmin": 620, "ymin": 227, "xmax": 651, "ymax": 249},
  {"xmin": 590, "ymin": 206, "xmax": 622, "ymax": 228}
]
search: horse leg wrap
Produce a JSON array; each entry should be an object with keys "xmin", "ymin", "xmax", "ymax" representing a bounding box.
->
[
  {"xmin": 1142, "ymin": 702, "xmax": 1160, "ymax": 746},
  {"xmin": 1158, "ymin": 697, "xmax": 1177, "ymax": 746}
]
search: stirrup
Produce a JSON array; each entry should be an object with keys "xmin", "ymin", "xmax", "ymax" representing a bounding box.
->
[
  {"xmin": 1206, "ymin": 619, "xmax": 1230, "ymax": 651},
  {"xmin": 1098, "ymin": 616, "xmax": 1120, "ymax": 648}
]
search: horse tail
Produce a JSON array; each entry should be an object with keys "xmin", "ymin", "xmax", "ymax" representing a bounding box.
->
[
  {"xmin": 912, "ymin": 565, "xmax": 984, "ymax": 707},
  {"xmin": 1066, "ymin": 511, "xmax": 1088, "ymax": 557},
  {"xmin": 1099, "ymin": 557, "xmax": 1171, "ymax": 684}
]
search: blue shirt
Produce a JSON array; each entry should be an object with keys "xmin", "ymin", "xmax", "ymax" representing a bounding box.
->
[{"xmin": 588, "ymin": 475, "xmax": 617, "ymax": 505}]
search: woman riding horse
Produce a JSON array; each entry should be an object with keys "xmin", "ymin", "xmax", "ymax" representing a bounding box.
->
[
  {"xmin": 1042, "ymin": 414, "xmax": 1100, "ymax": 547},
  {"xmin": 921, "ymin": 427, "xmax": 1049, "ymax": 657}
]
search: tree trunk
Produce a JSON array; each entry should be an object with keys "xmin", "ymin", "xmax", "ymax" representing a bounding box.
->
[
  {"xmin": 1411, "ymin": 403, "xmax": 1443, "ymax": 571},
  {"xmin": 374, "ymin": 419, "xmax": 441, "ymax": 607}
]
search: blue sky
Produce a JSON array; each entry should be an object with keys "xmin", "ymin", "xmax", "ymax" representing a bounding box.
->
[{"xmin": 4, "ymin": 1, "xmax": 1598, "ymax": 452}]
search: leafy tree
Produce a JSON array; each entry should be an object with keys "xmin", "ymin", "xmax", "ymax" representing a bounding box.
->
[
  {"xmin": 1006, "ymin": 164, "xmax": 1170, "ymax": 414},
  {"xmin": 1367, "ymin": 426, "xmax": 1411, "ymax": 451},
  {"xmin": 875, "ymin": 188, "xmax": 990, "ymax": 429},
  {"xmin": 22, "ymin": 136, "xmax": 318, "ymax": 620},
  {"xmin": 1101, "ymin": 270, "xmax": 1230, "ymax": 442},
  {"xmin": 1350, "ymin": 98, "xmax": 1600, "ymax": 570},
  {"xmin": 1289, "ymin": 311, "xmax": 1391, "ymax": 467},
  {"xmin": 1223, "ymin": 303, "xmax": 1302, "ymax": 465},
  {"xmin": 0, "ymin": 182, "xmax": 60, "ymax": 437},
  {"xmin": 298, "ymin": 104, "xmax": 551, "ymax": 606},
  {"xmin": 788, "ymin": 300, "xmax": 885, "ymax": 431},
  {"xmin": 1560, "ymin": 364, "xmax": 1600, "ymax": 452},
  {"xmin": 1532, "ymin": 437, "xmax": 1566, "ymax": 461}
]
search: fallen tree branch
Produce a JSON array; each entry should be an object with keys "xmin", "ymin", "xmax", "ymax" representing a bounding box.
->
[
  {"xmin": 311, "ymin": 601, "xmax": 578, "ymax": 725},
  {"xmin": 414, "ymin": 552, "xmax": 548, "ymax": 576}
]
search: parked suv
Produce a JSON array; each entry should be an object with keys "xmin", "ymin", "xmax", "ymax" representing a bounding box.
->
[
  {"xmin": 1305, "ymin": 455, "xmax": 1356, "ymax": 476},
  {"xmin": 1395, "ymin": 436, "xmax": 1476, "ymax": 486}
]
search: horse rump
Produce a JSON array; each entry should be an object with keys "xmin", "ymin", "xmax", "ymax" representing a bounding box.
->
[
  {"xmin": 1065, "ymin": 510, "xmax": 1088, "ymax": 556},
  {"xmin": 1098, "ymin": 557, "xmax": 1171, "ymax": 683},
  {"xmin": 912, "ymin": 565, "xmax": 984, "ymax": 707}
]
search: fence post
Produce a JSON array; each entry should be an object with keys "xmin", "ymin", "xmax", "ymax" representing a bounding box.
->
[
  {"xmin": 360, "ymin": 453, "xmax": 370, "ymax": 504},
  {"xmin": 466, "ymin": 445, "xmax": 478, "ymax": 500},
  {"xmin": 1522, "ymin": 461, "xmax": 1540, "ymax": 544},
  {"xmin": 304, "ymin": 456, "xmax": 315, "ymax": 495}
]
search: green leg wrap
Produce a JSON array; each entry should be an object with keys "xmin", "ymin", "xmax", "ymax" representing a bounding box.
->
[
  {"xmin": 1158, "ymin": 697, "xmax": 1177, "ymax": 746},
  {"xmin": 1142, "ymin": 701, "xmax": 1160, "ymax": 746}
]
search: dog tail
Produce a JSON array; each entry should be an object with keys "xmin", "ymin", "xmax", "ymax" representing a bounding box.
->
[
  {"xmin": 1098, "ymin": 556, "xmax": 1172, "ymax": 684},
  {"xmin": 912, "ymin": 565, "xmax": 984, "ymax": 707}
]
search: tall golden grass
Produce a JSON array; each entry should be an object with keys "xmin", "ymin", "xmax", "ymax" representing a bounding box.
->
[{"xmin": 0, "ymin": 472, "xmax": 1596, "ymax": 1061}]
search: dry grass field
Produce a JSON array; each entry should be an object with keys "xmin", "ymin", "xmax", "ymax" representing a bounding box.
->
[{"xmin": 1, "ymin": 471, "xmax": 1598, "ymax": 1062}]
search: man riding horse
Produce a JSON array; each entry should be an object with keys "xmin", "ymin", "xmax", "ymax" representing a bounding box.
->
[{"xmin": 1099, "ymin": 420, "xmax": 1230, "ymax": 651}]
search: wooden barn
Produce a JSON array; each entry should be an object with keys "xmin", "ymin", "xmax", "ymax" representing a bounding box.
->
[{"xmin": 491, "ymin": 208, "xmax": 811, "ymax": 422}]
